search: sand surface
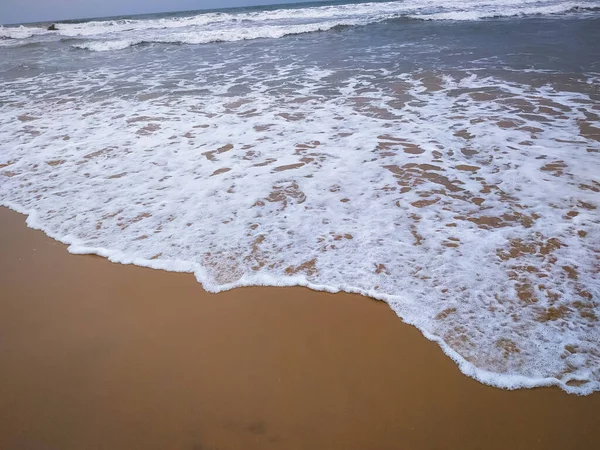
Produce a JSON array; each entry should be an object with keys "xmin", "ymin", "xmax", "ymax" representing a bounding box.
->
[{"xmin": 1, "ymin": 206, "xmax": 599, "ymax": 450}]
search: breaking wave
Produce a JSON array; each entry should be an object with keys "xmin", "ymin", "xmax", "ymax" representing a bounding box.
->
[
  {"xmin": 70, "ymin": 20, "xmax": 372, "ymax": 51},
  {"xmin": 2, "ymin": 1, "xmax": 599, "ymax": 52}
]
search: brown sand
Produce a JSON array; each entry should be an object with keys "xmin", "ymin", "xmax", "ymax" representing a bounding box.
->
[{"xmin": 0, "ymin": 206, "xmax": 599, "ymax": 450}]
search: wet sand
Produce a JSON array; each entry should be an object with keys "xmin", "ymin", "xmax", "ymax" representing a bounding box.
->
[{"xmin": 0, "ymin": 206, "xmax": 599, "ymax": 450}]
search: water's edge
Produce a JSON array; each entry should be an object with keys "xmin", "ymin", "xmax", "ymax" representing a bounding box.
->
[{"xmin": 2, "ymin": 200, "xmax": 587, "ymax": 396}]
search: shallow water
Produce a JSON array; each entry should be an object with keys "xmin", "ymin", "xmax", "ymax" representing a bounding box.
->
[{"xmin": 1, "ymin": 0, "xmax": 599, "ymax": 394}]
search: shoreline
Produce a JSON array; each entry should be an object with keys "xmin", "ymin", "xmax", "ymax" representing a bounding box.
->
[
  {"xmin": 2, "ymin": 202, "xmax": 585, "ymax": 395},
  {"xmin": 1, "ymin": 205, "xmax": 600, "ymax": 449}
]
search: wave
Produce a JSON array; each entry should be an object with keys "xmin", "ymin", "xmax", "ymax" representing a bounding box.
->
[
  {"xmin": 0, "ymin": 25, "xmax": 47, "ymax": 40},
  {"xmin": 2, "ymin": 0, "xmax": 600, "ymax": 46},
  {"xmin": 0, "ymin": 38, "xmax": 47, "ymax": 49},
  {"xmin": 64, "ymin": 1, "xmax": 600, "ymax": 52},
  {"xmin": 70, "ymin": 19, "xmax": 370, "ymax": 52},
  {"xmin": 72, "ymin": 39, "xmax": 146, "ymax": 52},
  {"xmin": 407, "ymin": 1, "xmax": 600, "ymax": 21}
]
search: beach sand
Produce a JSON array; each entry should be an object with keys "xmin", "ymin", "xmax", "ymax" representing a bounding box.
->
[{"xmin": 1, "ymin": 206, "xmax": 599, "ymax": 450}]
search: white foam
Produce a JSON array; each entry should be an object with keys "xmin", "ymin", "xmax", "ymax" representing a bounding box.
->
[
  {"xmin": 1, "ymin": 64, "xmax": 599, "ymax": 394},
  {"xmin": 0, "ymin": 25, "xmax": 46, "ymax": 39}
]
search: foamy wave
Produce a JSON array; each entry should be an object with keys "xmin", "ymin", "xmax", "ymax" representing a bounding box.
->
[
  {"xmin": 1, "ymin": 64, "xmax": 599, "ymax": 394},
  {"xmin": 408, "ymin": 1, "xmax": 596, "ymax": 21},
  {"xmin": 50, "ymin": 0, "xmax": 600, "ymax": 39},
  {"xmin": 41, "ymin": 2, "xmax": 403, "ymax": 38},
  {"xmin": 3, "ymin": 0, "xmax": 599, "ymax": 51},
  {"xmin": 72, "ymin": 39, "xmax": 144, "ymax": 52},
  {"xmin": 0, "ymin": 25, "xmax": 46, "ymax": 40},
  {"xmin": 71, "ymin": 20, "xmax": 364, "ymax": 51},
  {"xmin": 54, "ymin": 14, "xmax": 234, "ymax": 37},
  {"xmin": 67, "ymin": 0, "xmax": 600, "ymax": 52}
]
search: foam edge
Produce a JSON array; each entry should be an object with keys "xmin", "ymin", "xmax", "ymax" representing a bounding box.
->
[{"xmin": 1, "ymin": 200, "xmax": 595, "ymax": 396}]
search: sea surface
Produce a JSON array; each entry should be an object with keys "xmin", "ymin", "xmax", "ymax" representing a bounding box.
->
[{"xmin": 1, "ymin": 0, "xmax": 599, "ymax": 394}]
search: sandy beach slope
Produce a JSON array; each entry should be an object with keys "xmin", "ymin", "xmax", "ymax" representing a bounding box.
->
[{"xmin": 1, "ymin": 206, "xmax": 599, "ymax": 450}]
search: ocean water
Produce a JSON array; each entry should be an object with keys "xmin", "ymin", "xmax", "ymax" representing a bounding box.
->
[{"xmin": 1, "ymin": 0, "xmax": 599, "ymax": 394}]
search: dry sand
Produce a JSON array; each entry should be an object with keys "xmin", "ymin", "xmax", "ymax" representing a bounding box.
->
[{"xmin": 1, "ymin": 206, "xmax": 599, "ymax": 450}]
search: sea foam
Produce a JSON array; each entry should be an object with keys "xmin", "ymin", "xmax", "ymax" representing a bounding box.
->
[{"xmin": 1, "ymin": 63, "xmax": 599, "ymax": 394}]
